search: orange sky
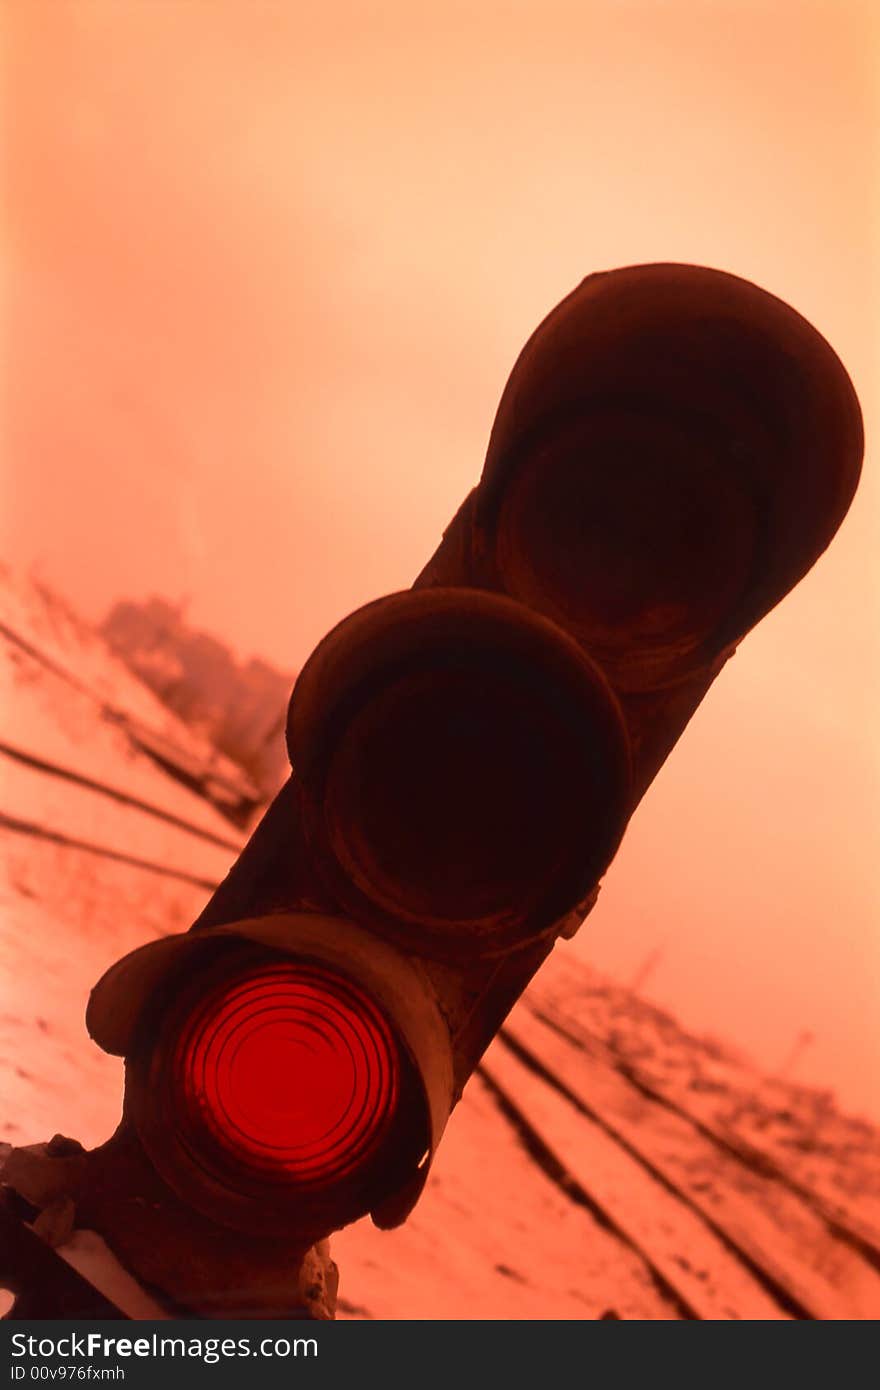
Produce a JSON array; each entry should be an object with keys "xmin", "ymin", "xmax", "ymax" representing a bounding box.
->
[{"xmin": 3, "ymin": 1, "xmax": 879, "ymax": 1115}]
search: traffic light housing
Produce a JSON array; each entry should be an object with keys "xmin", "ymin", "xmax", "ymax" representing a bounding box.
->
[{"xmin": 86, "ymin": 263, "xmax": 863, "ymax": 1269}]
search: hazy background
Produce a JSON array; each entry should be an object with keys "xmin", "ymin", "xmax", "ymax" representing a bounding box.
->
[{"xmin": 3, "ymin": 1, "xmax": 878, "ymax": 1115}]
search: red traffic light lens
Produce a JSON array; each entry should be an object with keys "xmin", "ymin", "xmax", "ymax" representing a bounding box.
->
[{"xmin": 142, "ymin": 957, "xmax": 403, "ymax": 1210}]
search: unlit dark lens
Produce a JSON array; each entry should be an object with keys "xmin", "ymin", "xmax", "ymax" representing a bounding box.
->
[
  {"xmin": 323, "ymin": 657, "xmax": 621, "ymax": 931},
  {"xmin": 495, "ymin": 409, "xmax": 757, "ymax": 689}
]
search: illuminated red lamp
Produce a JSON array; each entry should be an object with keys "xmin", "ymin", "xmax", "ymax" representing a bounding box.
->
[
  {"xmin": 118, "ymin": 939, "xmax": 431, "ymax": 1239},
  {"xmin": 161, "ymin": 961, "xmax": 400, "ymax": 1190}
]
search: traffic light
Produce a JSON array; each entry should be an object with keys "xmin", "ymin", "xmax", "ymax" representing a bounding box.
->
[{"xmin": 83, "ymin": 263, "xmax": 862, "ymax": 1304}]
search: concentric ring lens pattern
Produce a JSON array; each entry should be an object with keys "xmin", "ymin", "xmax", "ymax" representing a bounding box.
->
[{"xmin": 163, "ymin": 962, "xmax": 401, "ymax": 1191}]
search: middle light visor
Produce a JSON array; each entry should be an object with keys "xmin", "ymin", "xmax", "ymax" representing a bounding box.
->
[{"xmin": 287, "ymin": 588, "xmax": 632, "ymax": 957}]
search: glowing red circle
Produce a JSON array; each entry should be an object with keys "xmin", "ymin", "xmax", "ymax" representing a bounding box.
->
[{"xmin": 165, "ymin": 962, "xmax": 401, "ymax": 1190}]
